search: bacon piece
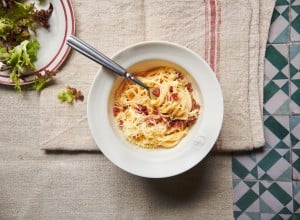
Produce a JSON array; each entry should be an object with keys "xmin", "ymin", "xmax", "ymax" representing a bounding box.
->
[
  {"xmin": 152, "ymin": 88, "xmax": 160, "ymax": 97},
  {"xmin": 166, "ymin": 95, "xmax": 171, "ymax": 102},
  {"xmin": 169, "ymin": 86, "xmax": 174, "ymax": 93},
  {"xmin": 191, "ymin": 99, "xmax": 200, "ymax": 110},
  {"xmin": 145, "ymin": 116, "xmax": 163, "ymax": 126},
  {"xmin": 136, "ymin": 104, "xmax": 148, "ymax": 115},
  {"xmin": 187, "ymin": 116, "xmax": 197, "ymax": 126},
  {"xmin": 145, "ymin": 117, "xmax": 155, "ymax": 126},
  {"xmin": 154, "ymin": 116, "xmax": 163, "ymax": 124},
  {"xmin": 167, "ymin": 120, "xmax": 185, "ymax": 129},
  {"xmin": 171, "ymin": 93, "xmax": 179, "ymax": 101},
  {"xmin": 152, "ymin": 107, "xmax": 159, "ymax": 115},
  {"xmin": 186, "ymin": 82, "xmax": 193, "ymax": 92},
  {"xmin": 175, "ymin": 72, "xmax": 183, "ymax": 80},
  {"xmin": 119, "ymin": 120, "xmax": 124, "ymax": 128},
  {"xmin": 113, "ymin": 106, "xmax": 121, "ymax": 117}
]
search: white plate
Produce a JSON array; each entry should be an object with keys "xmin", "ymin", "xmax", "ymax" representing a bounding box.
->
[
  {"xmin": 87, "ymin": 41, "xmax": 223, "ymax": 178},
  {"xmin": 0, "ymin": 0, "xmax": 75, "ymax": 85}
]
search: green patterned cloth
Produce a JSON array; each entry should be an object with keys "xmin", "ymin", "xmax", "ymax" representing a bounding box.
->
[{"xmin": 233, "ymin": 0, "xmax": 300, "ymax": 218}]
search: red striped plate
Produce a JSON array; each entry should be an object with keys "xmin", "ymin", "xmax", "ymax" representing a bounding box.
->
[{"xmin": 0, "ymin": 0, "xmax": 75, "ymax": 85}]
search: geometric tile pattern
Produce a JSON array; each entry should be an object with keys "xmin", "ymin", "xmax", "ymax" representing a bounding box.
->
[
  {"xmin": 291, "ymin": 79, "xmax": 300, "ymax": 114},
  {"xmin": 268, "ymin": 4, "xmax": 289, "ymax": 43},
  {"xmin": 291, "ymin": 116, "xmax": 300, "ymax": 149},
  {"xmin": 293, "ymin": 182, "xmax": 300, "ymax": 215},
  {"xmin": 232, "ymin": 154, "xmax": 258, "ymax": 181},
  {"xmin": 233, "ymin": 179, "xmax": 294, "ymax": 219},
  {"xmin": 290, "ymin": 44, "xmax": 300, "ymax": 114},
  {"xmin": 233, "ymin": 116, "xmax": 294, "ymax": 218},
  {"xmin": 291, "ymin": 0, "xmax": 300, "ymax": 41},
  {"xmin": 291, "ymin": 116, "xmax": 300, "ymax": 181},
  {"xmin": 264, "ymin": 45, "xmax": 289, "ymax": 115},
  {"xmin": 233, "ymin": 0, "xmax": 300, "ymax": 218},
  {"xmin": 259, "ymin": 181, "xmax": 293, "ymax": 219},
  {"xmin": 233, "ymin": 180, "xmax": 260, "ymax": 219}
]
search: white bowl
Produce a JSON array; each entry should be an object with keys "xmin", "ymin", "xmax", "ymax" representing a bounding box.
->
[{"xmin": 87, "ymin": 41, "xmax": 223, "ymax": 178}]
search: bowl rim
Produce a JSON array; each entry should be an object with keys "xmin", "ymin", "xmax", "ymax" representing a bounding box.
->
[{"xmin": 87, "ymin": 40, "xmax": 224, "ymax": 178}]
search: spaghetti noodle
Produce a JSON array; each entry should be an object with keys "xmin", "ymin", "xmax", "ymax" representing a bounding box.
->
[{"xmin": 113, "ymin": 66, "xmax": 201, "ymax": 148}]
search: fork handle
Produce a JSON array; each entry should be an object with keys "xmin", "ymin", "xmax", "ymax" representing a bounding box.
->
[
  {"xmin": 66, "ymin": 35, "xmax": 127, "ymax": 77},
  {"xmin": 66, "ymin": 35, "xmax": 150, "ymax": 92}
]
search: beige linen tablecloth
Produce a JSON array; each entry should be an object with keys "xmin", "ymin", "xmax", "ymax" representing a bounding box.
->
[
  {"xmin": 0, "ymin": 88, "xmax": 233, "ymax": 219},
  {"xmin": 40, "ymin": 0, "xmax": 275, "ymax": 152}
]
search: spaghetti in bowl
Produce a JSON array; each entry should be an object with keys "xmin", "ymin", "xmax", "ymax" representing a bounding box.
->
[
  {"xmin": 112, "ymin": 65, "xmax": 201, "ymax": 149},
  {"xmin": 87, "ymin": 41, "xmax": 223, "ymax": 178}
]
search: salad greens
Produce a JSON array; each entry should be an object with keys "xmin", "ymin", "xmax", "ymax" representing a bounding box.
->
[
  {"xmin": 0, "ymin": 0, "xmax": 53, "ymax": 92},
  {"xmin": 57, "ymin": 86, "xmax": 84, "ymax": 104},
  {"xmin": 3, "ymin": 39, "xmax": 39, "ymax": 92},
  {"xmin": 31, "ymin": 69, "xmax": 56, "ymax": 92}
]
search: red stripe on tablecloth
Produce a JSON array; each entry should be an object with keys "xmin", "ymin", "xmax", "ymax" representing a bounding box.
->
[
  {"xmin": 204, "ymin": 0, "xmax": 209, "ymax": 62},
  {"xmin": 209, "ymin": 0, "xmax": 216, "ymax": 72},
  {"xmin": 205, "ymin": 0, "xmax": 222, "ymax": 149},
  {"xmin": 205, "ymin": 0, "xmax": 221, "ymax": 79},
  {"xmin": 215, "ymin": 0, "xmax": 221, "ymax": 79}
]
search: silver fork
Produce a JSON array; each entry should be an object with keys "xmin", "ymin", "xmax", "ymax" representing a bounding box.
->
[{"xmin": 66, "ymin": 35, "xmax": 151, "ymax": 97}]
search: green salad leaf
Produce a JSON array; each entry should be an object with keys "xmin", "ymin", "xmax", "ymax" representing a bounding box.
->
[
  {"xmin": 0, "ymin": 18, "xmax": 14, "ymax": 40},
  {"xmin": 7, "ymin": 39, "xmax": 39, "ymax": 68},
  {"xmin": 0, "ymin": 0, "xmax": 53, "ymax": 92},
  {"xmin": 57, "ymin": 87, "xmax": 84, "ymax": 104},
  {"xmin": 5, "ymin": 39, "xmax": 39, "ymax": 92},
  {"xmin": 32, "ymin": 69, "xmax": 56, "ymax": 92},
  {"xmin": 0, "ymin": 43, "xmax": 10, "ymax": 60}
]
